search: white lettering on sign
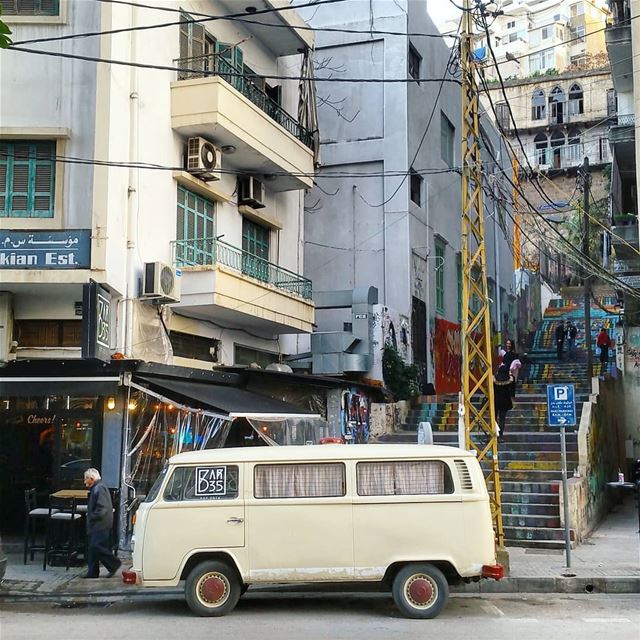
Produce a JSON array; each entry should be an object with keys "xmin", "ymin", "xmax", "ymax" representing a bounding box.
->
[
  {"xmin": 195, "ymin": 466, "xmax": 227, "ymax": 497},
  {"xmin": 45, "ymin": 252, "xmax": 78, "ymax": 266},
  {"xmin": 96, "ymin": 292, "xmax": 110, "ymax": 349},
  {"xmin": 0, "ymin": 253, "xmax": 37, "ymax": 266}
]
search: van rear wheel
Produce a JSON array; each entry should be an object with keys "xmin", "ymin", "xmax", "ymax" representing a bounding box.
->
[
  {"xmin": 185, "ymin": 560, "xmax": 241, "ymax": 617},
  {"xmin": 391, "ymin": 563, "xmax": 449, "ymax": 619}
]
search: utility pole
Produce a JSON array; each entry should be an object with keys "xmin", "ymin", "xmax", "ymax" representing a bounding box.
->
[
  {"xmin": 582, "ymin": 157, "xmax": 593, "ymax": 384},
  {"xmin": 460, "ymin": 0, "xmax": 504, "ymax": 548},
  {"xmin": 512, "ymin": 156, "xmax": 521, "ymax": 271}
]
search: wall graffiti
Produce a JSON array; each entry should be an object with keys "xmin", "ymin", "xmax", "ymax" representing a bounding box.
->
[
  {"xmin": 433, "ymin": 319, "xmax": 462, "ymax": 394},
  {"xmin": 340, "ymin": 388, "xmax": 370, "ymax": 444}
]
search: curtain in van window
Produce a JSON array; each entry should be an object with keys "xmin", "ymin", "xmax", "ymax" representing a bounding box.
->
[
  {"xmin": 357, "ymin": 461, "xmax": 445, "ymax": 496},
  {"xmin": 254, "ymin": 463, "xmax": 345, "ymax": 498}
]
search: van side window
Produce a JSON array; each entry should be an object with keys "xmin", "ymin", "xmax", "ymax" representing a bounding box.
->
[
  {"xmin": 356, "ymin": 461, "xmax": 454, "ymax": 496},
  {"xmin": 164, "ymin": 465, "xmax": 239, "ymax": 501},
  {"xmin": 254, "ymin": 463, "xmax": 346, "ymax": 498}
]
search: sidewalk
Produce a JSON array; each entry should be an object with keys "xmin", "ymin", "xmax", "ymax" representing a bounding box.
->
[{"xmin": 2, "ymin": 497, "xmax": 638, "ymax": 602}]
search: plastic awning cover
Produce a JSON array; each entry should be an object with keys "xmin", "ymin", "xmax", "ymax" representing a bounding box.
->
[{"xmin": 133, "ymin": 375, "xmax": 319, "ymax": 419}]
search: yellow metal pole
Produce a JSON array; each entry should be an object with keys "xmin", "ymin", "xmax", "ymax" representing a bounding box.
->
[
  {"xmin": 460, "ymin": 0, "xmax": 504, "ymax": 547},
  {"xmin": 512, "ymin": 155, "xmax": 521, "ymax": 271}
]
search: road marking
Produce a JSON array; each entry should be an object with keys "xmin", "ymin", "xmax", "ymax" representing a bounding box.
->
[
  {"xmin": 480, "ymin": 602, "xmax": 505, "ymax": 617},
  {"xmin": 583, "ymin": 618, "xmax": 631, "ymax": 624}
]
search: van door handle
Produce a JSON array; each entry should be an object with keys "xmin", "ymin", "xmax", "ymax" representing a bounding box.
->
[{"xmin": 227, "ymin": 517, "xmax": 244, "ymax": 524}]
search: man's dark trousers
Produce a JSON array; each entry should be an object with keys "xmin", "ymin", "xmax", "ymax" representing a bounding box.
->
[{"xmin": 86, "ymin": 528, "xmax": 119, "ymax": 577}]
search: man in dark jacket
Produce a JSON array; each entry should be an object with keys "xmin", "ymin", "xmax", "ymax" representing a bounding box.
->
[{"xmin": 83, "ymin": 468, "xmax": 121, "ymax": 579}]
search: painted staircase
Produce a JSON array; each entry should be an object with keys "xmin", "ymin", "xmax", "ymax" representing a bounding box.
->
[{"xmin": 379, "ymin": 293, "xmax": 620, "ymax": 548}]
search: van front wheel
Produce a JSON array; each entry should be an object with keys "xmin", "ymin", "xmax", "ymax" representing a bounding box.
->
[
  {"xmin": 391, "ymin": 563, "xmax": 449, "ymax": 619},
  {"xmin": 185, "ymin": 561, "xmax": 241, "ymax": 617}
]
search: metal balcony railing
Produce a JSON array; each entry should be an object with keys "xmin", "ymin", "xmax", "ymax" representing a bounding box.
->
[
  {"xmin": 174, "ymin": 54, "xmax": 314, "ymax": 150},
  {"xmin": 518, "ymin": 139, "xmax": 611, "ymax": 169},
  {"xmin": 172, "ymin": 237, "xmax": 313, "ymax": 300},
  {"xmin": 614, "ymin": 113, "xmax": 635, "ymax": 127}
]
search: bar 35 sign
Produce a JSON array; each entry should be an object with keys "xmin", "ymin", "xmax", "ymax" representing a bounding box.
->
[
  {"xmin": 0, "ymin": 230, "xmax": 91, "ymax": 269},
  {"xmin": 82, "ymin": 282, "xmax": 113, "ymax": 362}
]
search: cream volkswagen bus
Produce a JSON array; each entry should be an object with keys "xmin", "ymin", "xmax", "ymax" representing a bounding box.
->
[{"xmin": 124, "ymin": 444, "xmax": 503, "ymax": 619}]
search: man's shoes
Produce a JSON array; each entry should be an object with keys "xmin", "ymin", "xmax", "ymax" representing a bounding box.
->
[
  {"xmin": 107, "ymin": 560, "xmax": 122, "ymax": 578},
  {"xmin": 81, "ymin": 574, "xmax": 100, "ymax": 579}
]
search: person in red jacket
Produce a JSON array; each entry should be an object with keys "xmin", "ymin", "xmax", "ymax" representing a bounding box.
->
[{"xmin": 596, "ymin": 327, "xmax": 611, "ymax": 364}]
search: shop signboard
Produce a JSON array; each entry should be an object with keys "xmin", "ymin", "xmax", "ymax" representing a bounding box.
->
[
  {"xmin": 0, "ymin": 230, "xmax": 91, "ymax": 269},
  {"xmin": 82, "ymin": 282, "xmax": 113, "ymax": 362}
]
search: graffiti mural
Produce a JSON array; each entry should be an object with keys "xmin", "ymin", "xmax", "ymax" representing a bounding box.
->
[
  {"xmin": 433, "ymin": 319, "xmax": 462, "ymax": 394},
  {"xmin": 340, "ymin": 388, "xmax": 370, "ymax": 444}
]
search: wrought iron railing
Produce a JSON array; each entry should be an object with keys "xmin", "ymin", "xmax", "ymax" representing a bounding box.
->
[
  {"xmin": 173, "ymin": 54, "xmax": 314, "ymax": 150},
  {"xmin": 614, "ymin": 113, "xmax": 635, "ymax": 127},
  {"xmin": 172, "ymin": 237, "xmax": 313, "ymax": 300}
]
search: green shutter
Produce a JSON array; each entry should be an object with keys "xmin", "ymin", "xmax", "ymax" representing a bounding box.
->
[
  {"xmin": 0, "ymin": 140, "xmax": 55, "ymax": 218},
  {"xmin": 176, "ymin": 186, "xmax": 215, "ymax": 265}
]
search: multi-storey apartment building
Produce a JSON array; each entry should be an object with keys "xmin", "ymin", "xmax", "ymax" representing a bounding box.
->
[
  {"xmin": 294, "ymin": 0, "xmax": 517, "ymax": 393},
  {"xmin": 0, "ymin": 0, "xmax": 318, "ymax": 537}
]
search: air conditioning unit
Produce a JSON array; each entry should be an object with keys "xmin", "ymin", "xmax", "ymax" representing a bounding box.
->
[
  {"xmin": 186, "ymin": 137, "xmax": 222, "ymax": 181},
  {"xmin": 537, "ymin": 163, "xmax": 551, "ymax": 171},
  {"xmin": 142, "ymin": 262, "xmax": 181, "ymax": 304},
  {"xmin": 238, "ymin": 176, "xmax": 266, "ymax": 209}
]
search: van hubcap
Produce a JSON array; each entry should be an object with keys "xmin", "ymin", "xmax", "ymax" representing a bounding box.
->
[
  {"xmin": 406, "ymin": 575, "xmax": 436, "ymax": 607},
  {"xmin": 198, "ymin": 572, "xmax": 229, "ymax": 606}
]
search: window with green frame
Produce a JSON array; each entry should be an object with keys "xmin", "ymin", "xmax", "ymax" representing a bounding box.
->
[
  {"xmin": 0, "ymin": 140, "xmax": 56, "ymax": 218},
  {"xmin": 435, "ymin": 241, "xmax": 445, "ymax": 315},
  {"xmin": 242, "ymin": 218, "xmax": 270, "ymax": 282},
  {"xmin": 2, "ymin": 0, "xmax": 59, "ymax": 15},
  {"xmin": 176, "ymin": 186, "xmax": 215, "ymax": 265}
]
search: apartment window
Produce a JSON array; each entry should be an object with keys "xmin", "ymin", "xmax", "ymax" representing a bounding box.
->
[
  {"xmin": 176, "ymin": 186, "xmax": 215, "ymax": 241},
  {"xmin": 570, "ymin": 54, "xmax": 587, "ymax": 68},
  {"xmin": 408, "ymin": 44, "xmax": 421, "ymax": 82},
  {"xmin": 506, "ymin": 20, "xmax": 516, "ymax": 29},
  {"xmin": 242, "ymin": 218, "xmax": 270, "ymax": 281},
  {"xmin": 570, "ymin": 24, "xmax": 585, "ymax": 43},
  {"xmin": 440, "ymin": 111, "xmax": 455, "ymax": 168},
  {"xmin": 607, "ymin": 88, "xmax": 618, "ymax": 117},
  {"xmin": 495, "ymin": 102, "xmax": 510, "ymax": 132},
  {"xmin": 2, "ymin": 0, "xmax": 59, "ymax": 15},
  {"xmin": 170, "ymin": 331, "xmax": 220, "ymax": 362},
  {"xmin": 164, "ymin": 466, "xmax": 239, "ymax": 501},
  {"xmin": 410, "ymin": 168, "xmax": 422, "ymax": 206},
  {"xmin": 0, "ymin": 140, "xmax": 55, "ymax": 218},
  {"xmin": 435, "ymin": 240, "xmax": 445, "ymax": 315},
  {"xmin": 568, "ymin": 83, "xmax": 584, "ymax": 115},
  {"xmin": 549, "ymin": 86, "xmax": 565, "ymax": 124},
  {"xmin": 508, "ymin": 32, "xmax": 519, "ymax": 42},
  {"xmin": 234, "ymin": 345, "xmax": 278, "ymax": 368},
  {"xmin": 570, "ymin": 2, "xmax": 584, "ymax": 17},
  {"xmin": 534, "ymin": 133, "xmax": 548, "ymax": 166},
  {"xmin": 356, "ymin": 461, "xmax": 453, "ymax": 496},
  {"xmin": 531, "ymin": 88, "xmax": 546, "ymax": 120},
  {"xmin": 254, "ymin": 463, "xmax": 346, "ymax": 498},
  {"xmin": 14, "ymin": 320, "xmax": 82, "ymax": 348},
  {"xmin": 530, "ymin": 51, "xmax": 543, "ymax": 72},
  {"xmin": 541, "ymin": 26, "xmax": 551, "ymax": 40}
]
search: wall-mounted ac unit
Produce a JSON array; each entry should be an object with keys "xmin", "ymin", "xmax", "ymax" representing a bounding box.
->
[
  {"xmin": 238, "ymin": 176, "xmax": 266, "ymax": 209},
  {"xmin": 142, "ymin": 262, "xmax": 181, "ymax": 304},
  {"xmin": 186, "ymin": 137, "xmax": 222, "ymax": 181}
]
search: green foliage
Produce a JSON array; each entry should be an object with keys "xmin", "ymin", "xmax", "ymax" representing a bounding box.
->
[
  {"xmin": 382, "ymin": 346, "xmax": 419, "ymax": 400},
  {"xmin": 0, "ymin": 8, "xmax": 12, "ymax": 49}
]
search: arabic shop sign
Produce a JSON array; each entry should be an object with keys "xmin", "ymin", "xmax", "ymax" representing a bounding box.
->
[
  {"xmin": 0, "ymin": 230, "xmax": 91, "ymax": 269},
  {"xmin": 81, "ymin": 282, "xmax": 113, "ymax": 363}
]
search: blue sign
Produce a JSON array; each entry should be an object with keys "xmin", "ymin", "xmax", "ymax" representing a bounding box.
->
[
  {"xmin": 547, "ymin": 384, "xmax": 576, "ymax": 427},
  {"xmin": 0, "ymin": 230, "xmax": 91, "ymax": 269}
]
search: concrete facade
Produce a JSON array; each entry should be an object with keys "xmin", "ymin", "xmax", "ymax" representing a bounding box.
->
[
  {"xmin": 1, "ymin": 0, "xmax": 316, "ymax": 368},
  {"xmin": 294, "ymin": 0, "xmax": 516, "ymax": 388}
]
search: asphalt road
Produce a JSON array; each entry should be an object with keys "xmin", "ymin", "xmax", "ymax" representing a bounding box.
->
[{"xmin": 1, "ymin": 593, "xmax": 639, "ymax": 640}]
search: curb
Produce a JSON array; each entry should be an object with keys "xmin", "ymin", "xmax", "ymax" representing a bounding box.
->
[{"xmin": 2, "ymin": 576, "xmax": 639, "ymax": 603}]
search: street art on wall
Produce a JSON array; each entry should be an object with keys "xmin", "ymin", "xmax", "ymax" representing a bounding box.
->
[
  {"xmin": 433, "ymin": 319, "xmax": 462, "ymax": 394},
  {"xmin": 340, "ymin": 388, "xmax": 370, "ymax": 444},
  {"xmin": 370, "ymin": 304, "xmax": 411, "ymax": 383}
]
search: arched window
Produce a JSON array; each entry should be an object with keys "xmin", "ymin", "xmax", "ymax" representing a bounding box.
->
[
  {"xmin": 531, "ymin": 88, "xmax": 546, "ymax": 121},
  {"xmin": 549, "ymin": 86, "xmax": 565, "ymax": 124},
  {"xmin": 568, "ymin": 83, "xmax": 584, "ymax": 115},
  {"xmin": 550, "ymin": 130, "xmax": 565, "ymax": 168},
  {"xmin": 534, "ymin": 132, "xmax": 548, "ymax": 166}
]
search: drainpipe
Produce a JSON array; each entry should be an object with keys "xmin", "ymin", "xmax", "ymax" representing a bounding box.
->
[{"xmin": 124, "ymin": 5, "xmax": 140, "ymax": 357}]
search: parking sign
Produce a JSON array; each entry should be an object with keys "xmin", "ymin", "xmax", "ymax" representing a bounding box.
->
[{"xmin": 547, "ymin": 384, "xmax": 576, "ymax": 427}]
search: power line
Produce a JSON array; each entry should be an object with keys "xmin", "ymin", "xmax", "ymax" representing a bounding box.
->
[{"xmin": 6, "ymin": 45, "xmax": 463, "ymax": 85}]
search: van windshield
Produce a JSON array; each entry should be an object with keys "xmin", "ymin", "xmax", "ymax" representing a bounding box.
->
[{"xmin": 144, "ymin": 464, "xmax": 169, "ymax": 503}]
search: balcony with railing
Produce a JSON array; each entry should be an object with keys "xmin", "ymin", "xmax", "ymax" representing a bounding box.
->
[
  {"xmin": 170, "ymin": 237, "xmax": 314, "ymax": 334},
  {"xmin": 518, "ymin": 140, "xmax": 611, "ymax": 170},
  {"xmin": 606, "ymin": 2, "xmax": 633, "ymax": 93},
  {"xmin": 171, "ymin": 55, "xmax": 315, "ymax": 192}
]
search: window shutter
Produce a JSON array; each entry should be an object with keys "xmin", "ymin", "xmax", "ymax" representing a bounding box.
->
[
  {"xmin": 234, "ymin": 47, "xmax": 243, "ymax": 71},
  {"xmin": 191, "ymin": 21, "xmax": 205, "ymax": 59},
  {"xmin": 17, "ymin": 0, "xmax": 37, "ymax": 13},
  {"xmin": 40, "ymin": 0, "xmax": 58, "ymax": 15},
  {"xmin": 179, "ymin": 15, "xmax": 190, "ymax": 60}
]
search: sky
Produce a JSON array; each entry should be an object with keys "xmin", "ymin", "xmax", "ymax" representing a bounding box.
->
[{"xmin": 426, "ymin": 0, "xmax": 462, "ymax": 32}]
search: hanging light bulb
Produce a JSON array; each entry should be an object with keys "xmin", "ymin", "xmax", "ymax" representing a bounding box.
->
[{"xmin": 106, "ymin": 397, "xmax": 116, "ymax": 411}]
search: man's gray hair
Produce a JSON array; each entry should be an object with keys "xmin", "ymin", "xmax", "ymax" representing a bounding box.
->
[{"xmin": 84, "ymin": 468, "xmax": 101, "ymax": 481}]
